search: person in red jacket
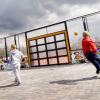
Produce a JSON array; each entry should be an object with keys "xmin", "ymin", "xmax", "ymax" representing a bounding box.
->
[{"xmin": 82, "ymin": 31, "xmax": 100, "ymax": 74}]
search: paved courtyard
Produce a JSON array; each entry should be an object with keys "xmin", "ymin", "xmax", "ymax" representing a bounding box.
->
[{"xmin": 0, "ymin": 63, "xmax": 100, "ymax": 100}]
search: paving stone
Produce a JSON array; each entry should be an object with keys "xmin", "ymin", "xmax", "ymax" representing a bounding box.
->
[{"xmin": 0, "ymin": 63, "xmax": 100, "ymax": 100}]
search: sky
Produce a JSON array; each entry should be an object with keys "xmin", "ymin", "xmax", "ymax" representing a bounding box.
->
[{"xmin": 0, "ymin": 0, "xmax": 100, "ymax": 38}]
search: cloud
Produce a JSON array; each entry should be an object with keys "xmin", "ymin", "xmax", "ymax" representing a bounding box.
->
[
  {"xmin": 0, "ymin": 0, "xmax": 100, "ymax": 37},
  {"xmin": 0, "ymin": 0, "xmax": 48, "ymax": 33},
  {"xmin": 53, "ymin": 0, "xmax": 100, "ymax": 5}
]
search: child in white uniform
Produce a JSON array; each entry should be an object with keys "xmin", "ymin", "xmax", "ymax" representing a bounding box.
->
[{"xmin": 9, "ymin": 44, "xmax": 24, "ymax": 85}]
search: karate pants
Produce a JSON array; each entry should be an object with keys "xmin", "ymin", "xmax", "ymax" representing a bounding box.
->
[{"xmin": 12, "ymin": 63, "xmax": 21, "ymax": 83}]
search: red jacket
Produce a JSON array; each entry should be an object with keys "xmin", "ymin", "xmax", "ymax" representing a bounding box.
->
[{"xmin": 82, "ymin": 37, "xmax": 97, "ymax": 55}]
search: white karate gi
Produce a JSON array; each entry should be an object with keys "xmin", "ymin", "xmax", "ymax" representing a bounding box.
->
[{"xmin": 9, "ymin": 49, "xmax": 23, "ymax": 84}]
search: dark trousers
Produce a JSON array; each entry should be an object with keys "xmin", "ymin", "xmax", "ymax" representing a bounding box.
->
[{"xmin": 85, "ymin": 52, "xmax": 100, "ymax": 71}]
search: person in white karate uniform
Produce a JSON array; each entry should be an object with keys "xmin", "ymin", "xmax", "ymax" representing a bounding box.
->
[{"xmin": 9, "ymin": 44, "xmax": 24, "ymax": 85}]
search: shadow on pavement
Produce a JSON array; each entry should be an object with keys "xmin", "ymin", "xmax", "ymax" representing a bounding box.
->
[
  {"xmin": 50, "ymin": 76, "xmax": 100, "ymax": 85},
  {"xmin": 0, "ymin": 83, "xmax": 18, "ymax": 88}
]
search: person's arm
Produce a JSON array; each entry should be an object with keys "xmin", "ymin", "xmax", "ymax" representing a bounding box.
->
[
  {"xmin": 19, "ymin": 51, "xmax": 25, "ymax": 62},
  {"xmin": 88, "ymin": 39, "xmax": 97, "ymax": 53},
  {"xmin": 20, "ymin": 52, "xmax": 24, "ymax": 58}
]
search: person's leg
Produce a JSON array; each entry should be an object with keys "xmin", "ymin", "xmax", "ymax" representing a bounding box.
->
[
  {"xmin": 18, "ymin": 64, "xmax": 21, "ymax": 72},
  {"xmin": 90, "ymin": 60, "xmax": 100, "ymax": 71},
  {"xmin": 12, "ymin": 64, "xmax": 21, "ymax": 85},
  {"xmin": 85, "ymin": 52, "xmax": 100, "ymax": 74},
  {"xmin": 90, "ymin": 53, "xmax": 100, "ymax": 69},
  {"xmin": 95, "ymin": 55, "xmax": 100, "ymax": 64},
  {"xmin": 1, "ymin": 65, "xmax": 3, "ymax": 70},
  {"xmin": 1, "ymin": 65, "xmax": 4, "ymax": 70},
  {"xmin": 14, "ymin": 77, "xmax": 17, "ymax": 82}
]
